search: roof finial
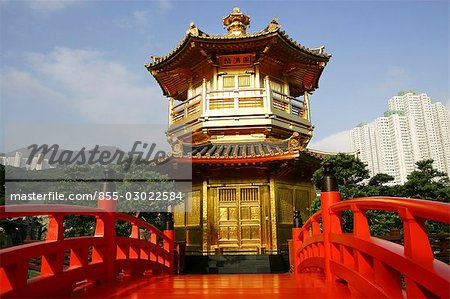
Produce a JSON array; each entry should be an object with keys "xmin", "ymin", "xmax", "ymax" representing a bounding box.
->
[
  {"xmin": 223, "ymin": 7, "xmax": 250, "ymax": 38},
  {"xmin": 268, "ymin": 17, "xmax": 281, "ymax": 32},
  {"xmin": 186, "ymin": 22, "xmax": 199, "ymax": 36}
]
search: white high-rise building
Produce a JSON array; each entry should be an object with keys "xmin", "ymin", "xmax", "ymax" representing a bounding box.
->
[
  {"xmin": 351, "ymin": 92, "xmax": 450, "ymax": 185},
  {"xmin": 351, "ymin": 123, "xmax": 380, "ymax": 175}
]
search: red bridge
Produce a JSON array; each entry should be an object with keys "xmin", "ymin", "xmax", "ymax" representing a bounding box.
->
[{"xmin": 1, "ymin": 173, "xmax": 449, "ymax": 298}]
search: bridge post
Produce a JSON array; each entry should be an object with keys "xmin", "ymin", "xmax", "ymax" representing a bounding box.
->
[
  {"xmin": 163, "ymin": 213, "xmax": 175, "ymax": 274},
  {"xmin": 292, "ymin": 210, "xmax": 303, "ymax": 274},
  {"xmin": 320, "ymin": 162, "xmax": 340, "ymax": 282},
  {"xmin": 400, "ymin": 208, "xmax": 435, "ymax": 297},
  {"xmin": 41, "ymin": 214, "xmax": 64, "ymax": 276},
  {"xmin": 95, "ymin": 169, "xmax": 117, "ymax": 282}
]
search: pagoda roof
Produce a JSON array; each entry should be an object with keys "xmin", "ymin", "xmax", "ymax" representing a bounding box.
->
[
  {"xmin": 146, "ymin": 24, "xmax": 330, "ymax": 69},
  {"xmin": 171, "ymin": 133, "xmax": 327, "ymax": 165},
  {"xmin": 146, "ymin": 9, "xmax": 331, "ymax": 98}
]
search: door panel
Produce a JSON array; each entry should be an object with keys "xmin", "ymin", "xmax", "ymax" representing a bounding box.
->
[
  {"xmin": 277, "ymin": 188, "xmax": 294, "ymax": 251},
  {"xmin": 218, "ymin": 188, "xmax": 239, "ymax": 247},
  {"xmin": 239, "ymin": 187, "xmax": 260, "ymax": 248},
  {"xmin": 218, "ymin": 186, "xmax": 261, "ymax": 249}
]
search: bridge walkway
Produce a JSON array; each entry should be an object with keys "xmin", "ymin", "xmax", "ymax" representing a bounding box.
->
[{"xmin": 77, "ymin": 273, "xmax": 356, "ymax": 299}]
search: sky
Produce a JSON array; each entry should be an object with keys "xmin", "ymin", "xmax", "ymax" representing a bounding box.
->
[{"xmin": 1, "ymin": 0, "xmax": 449, "ymax": 152}]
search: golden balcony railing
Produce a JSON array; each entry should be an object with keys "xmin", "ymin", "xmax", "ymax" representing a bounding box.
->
[
  {"xmin": 171, "ymin": 93, "xmax": 202, "ymax": 124},
  {"xmin": 169, "ymin": 88, "xmax": 309, "ymax": 124},
  {"xmin": 206, "ymin": 88, "xmax": 265, "ymax": 111},
  {"xmin": 271, "ymin": 90, "xmax": 306, "ymax": 117}
]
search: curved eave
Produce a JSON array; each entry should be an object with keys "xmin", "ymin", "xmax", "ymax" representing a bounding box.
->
[
  {"xmin": 176, "ymin": 152, "xmax": 298, "ymax": 164},
  {"xmin": 172, "ymin": 146, "xmax": 325, "ymax": 165},
  {"xmin": 298, "ymin": 148, "xmax": 326, "ymax": 162},
  {"xmin": 276, "ymin": 30, "xmax": 331, "ymax": 62},
  {"xmin": 313, "ymin": 66, "xmax": 326, "ymax": 90},
  {"xmin": 146, "ymin": 28, "xmax": 330, "ymax": 71},
  {"xmin": 146, "ymin": 34, "xmax": 192, "ymax": 71},
  {"xmin": 145, "ymin": 28, "xmax": 331, "ymax": 98}
]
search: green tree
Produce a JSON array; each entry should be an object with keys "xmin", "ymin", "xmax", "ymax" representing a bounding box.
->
[
  {"xmin": 311, "ymin": 156, "xmax": 449, "ymax": 236},
  {"xmin": 364, "ymin": 172, "xmax": 402, "ymax": 236},
  {"xmin": 402, "ymin": 160, "xmax": 450, "ymax": 234},
  {"xmin": 366, "ymin": 173, "xmax": 396, "ymax": 197},
  {"xmin": 312, "ymin": 153, "xmax": 370, "ymax": 200},
  {"xmin": 403, "ymin": 159, "xmax": 450, "ymax": 202},
  {"xmin": 368, "ymin": 173, "xmax": 394, "ymax": 187}
]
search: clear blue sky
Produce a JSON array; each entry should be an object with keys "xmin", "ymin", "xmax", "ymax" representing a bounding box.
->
[{"xmin": 1, "ymin": 0, "xmax": 448, "ymax": 151}]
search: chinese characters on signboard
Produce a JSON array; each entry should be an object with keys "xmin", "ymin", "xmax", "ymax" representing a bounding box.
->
[{"xmin": 219, "ymin": 54, "xmax": 253, "ymax": 68}]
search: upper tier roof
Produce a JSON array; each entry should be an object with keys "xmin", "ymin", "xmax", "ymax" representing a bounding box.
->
[
  {"xmin": 146, "ymin": 8, "xmax": 331, "ymax": 99},
  {"xmin": 169, "ymin": 132, "xmax": 328, "ymax": 165},
  {"xmin": 146, "ymin": 20, "xmax": 330, "ymax": 68}
]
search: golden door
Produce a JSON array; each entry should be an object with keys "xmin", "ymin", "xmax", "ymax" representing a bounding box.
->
[{"xmin": 218, "ymin": 187, "xmax": 261, "ymax": 249}]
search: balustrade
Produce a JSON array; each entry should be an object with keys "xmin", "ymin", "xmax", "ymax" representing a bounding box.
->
[
  {"xmin": 271, "ymin": 90, "xmax": 305, "ymax": 117},
  {"xmin": 292, "ymin": 163, "xmax": 450, "ymax": 298},
  {"xmin": 169, "ymin": 88, "xmax": 308, "ymax": 124},
  {"xmin": 171, "ymin": 93, "xmax": 202, "ymax": 124},
  {"xmin": 0, "ymin": 205, "xmax": 174, "ymax": 298}
]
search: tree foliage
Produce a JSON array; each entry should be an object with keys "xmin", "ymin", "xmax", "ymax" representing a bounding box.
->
[
  {"xmin": 312, "ymin": 153, "xmax": 369, "ymax": 200},
  {"xmin": 402, "ymin": 159, "xmax": 450, "ymax": 202},
  {"xmin": 311, "ymin": 155, "xmax": 449, "ymax": 236}
]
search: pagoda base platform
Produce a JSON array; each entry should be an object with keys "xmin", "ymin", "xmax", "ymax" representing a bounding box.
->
[{"xmin": 184, "ymin": 254, "xmax": 289, "ymax": 274}]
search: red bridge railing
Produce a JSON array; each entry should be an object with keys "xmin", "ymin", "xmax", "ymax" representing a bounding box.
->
[
  {"xmin": 292, "ymin": 163, "xmax": 450, "ymax": 298},
  {"xmin": 0, "ymin": 205, "xmax": 174, "ymax": 298}
]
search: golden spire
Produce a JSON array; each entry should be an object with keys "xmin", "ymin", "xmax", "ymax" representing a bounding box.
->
[{"xmin": 223, "ymin": 7, "xmax": 250, "ymax": 38}]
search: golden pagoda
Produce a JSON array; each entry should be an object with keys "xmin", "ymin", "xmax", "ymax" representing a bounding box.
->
[{"xmin": 146, "ymin": 8, "xmax": 330, "ymax": 255}]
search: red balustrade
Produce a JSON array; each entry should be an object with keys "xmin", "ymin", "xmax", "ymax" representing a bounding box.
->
[
  {"xmin": 292, "ymin": 193, "xmax": 450, "ymax": 298},
  {"xmin": 0, "ymin": 205, "xmax": 174, "ymax": 298}
]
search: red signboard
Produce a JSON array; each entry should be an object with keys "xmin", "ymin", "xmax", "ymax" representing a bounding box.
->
[{"xmin": 219, "ymin": 54, "xmax": 253, "ymax": 68}]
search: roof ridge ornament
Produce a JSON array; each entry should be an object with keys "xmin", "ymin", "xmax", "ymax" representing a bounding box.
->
[
  {"xmin": 223, "ymin": 7, "xmax": 250, "ymax": 38},
  {"xmin": 268, "ymin": 17, "xmax": 281, "ymax": 32},
  {"xmin": 186, "ymin": 22, "xmax": 199, "ymax": 36},
  {"xmin": 150, "ymin": 55, "xmax": 162, "ymax": 64},
  {"xmin": 288, "ymin": 132, "xmax": 302, "ymax": 151},
  {"xmin": 313, "ymin": 45, "xmax": 326, "ymax": 54}
]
